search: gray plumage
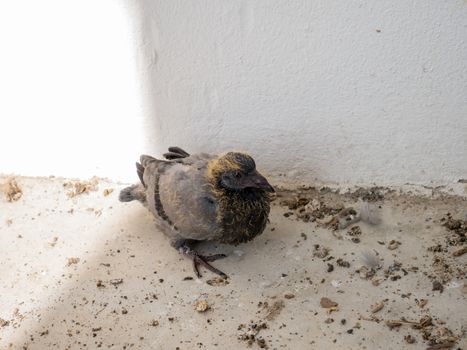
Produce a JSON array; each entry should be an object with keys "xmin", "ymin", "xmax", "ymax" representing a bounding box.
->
[{"xmin": 119, "ymin": 147, "xmax": 274, "ymax": 277}]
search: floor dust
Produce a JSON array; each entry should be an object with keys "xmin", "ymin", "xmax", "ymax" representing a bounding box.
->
[{"xmin": 0, "ymin": 176, "xmax": 466, "ymax": 349}]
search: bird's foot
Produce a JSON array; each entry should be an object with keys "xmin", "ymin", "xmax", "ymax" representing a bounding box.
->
[{"xmin": 179, "ymin": 246, "xmax": 228, "ymax": 279}]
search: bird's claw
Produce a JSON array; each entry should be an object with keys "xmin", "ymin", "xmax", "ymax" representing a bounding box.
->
[
  {"xmin": 192, "ymin": 254, "xmax": 228, "ymax": 279},
  {"xmin": 179, "ymin": 246, "xmax": 228, "ymax": 279}
]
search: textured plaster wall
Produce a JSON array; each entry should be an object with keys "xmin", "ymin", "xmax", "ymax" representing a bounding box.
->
[{"xmin": 0, "ymin": 1, "xmax": 466, "ymax": 187}]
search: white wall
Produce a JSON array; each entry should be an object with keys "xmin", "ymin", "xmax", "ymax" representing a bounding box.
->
[{"xmin": 1, "ymin": 1, "xmax": 466, "ymax": 187}]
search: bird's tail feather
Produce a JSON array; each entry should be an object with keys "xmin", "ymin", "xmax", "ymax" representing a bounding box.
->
[{"xmin": 119, "ymin": 184, "xmax": 146, "ymax": 203}]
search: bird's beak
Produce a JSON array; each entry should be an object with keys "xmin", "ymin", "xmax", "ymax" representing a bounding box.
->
[{"xmin": 244, "ymin": 171, "xmax": 275, "ymax": 192}]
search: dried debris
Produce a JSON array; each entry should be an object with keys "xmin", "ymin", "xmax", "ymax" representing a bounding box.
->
[
  {"xmin": 96, "ymin": 280, "xmax": 105, "ymax": 288},
  {"xmin": 320, "ymin": 297, "xmax": 338, "ymax": 309},
  {"xmin": 344, "ymin": 225, "xmax": 363, "ymax": 243},
  {"xmin": 63, "ymin": 178, "xmax": 99, "ymax": 198},
  {"xmin": 441, "ymin": 213, "xmax": 467, "ymax": 239},
  {"xmin": 347, "ymin": 226, "xmax": 362, "ymax": 237},
  {"xmin": 0, "ymin": 318, "xmax": 10, "ymax": 327},
  {"xmin": 313, "ymin": 245, "xmax": 329, "ymax": 259},
  {"xmin": 387, "ymin": 240, "xmax": 401, "ymax": 250},
  {"xmin": 404, "ymin": 334, "xmax": 416, "ymax": 344},
  {"xmin": 425, "ymin": 343, "xmax": 456, "ymax": 350},
  {"xmin": 149, "ymin": 320, "xmax": 159, "ymax": 327},
  {"xmin": 431, "ymin": 255, "xmax": 453, "ymax": 284},
  {"xmin": 48, "ymin": 237, "xmax": 59, "ymax": 247},
  {"xmin": 316, "ymin": 207, "xmax": 360, "ymax": 230},
  {"xmin": 385, "ymin": 315, "xmax": 459, "ymax": 349},
  {"xmin": 194, "ymin": 299, "xmax": 210, "ymax": 312},
  {"xmin": 336, "ymin": 258, "xmax": 350, "ymax": 268},
  {"xmin": 432, "ymin": 281, "xmax": 443, "ymax": 293},
  {"xmin": 66, "ymin": 257, "xmax": 80, "ymax": 266},
  {"xmin": 452, "ymin": 246, "xmax": 467, "ymax": 257},
  {"xmin": 3, "ymin": 178, "xmax": 22, "ymax": 202},
  {"xmin": 416, "ymin": 299, "xmax": 428, "ymax": 308},
  {"xmin": 12, "ymin": 308, "xmax": 25, "ymax": 321},
  {"xmin": 357, "ymin": 265, "xmax": 377, "ymax": 280},
  {"xmin": 371, "ymin": 301, "xmax": 385, "ymax": 314},
  {"xmin": 335, "ymin": 207, "xmax": 360, "ymax": 229},
  {"xmin": 103, "ymin": 188, "xmax": 114, "ymax": 197},
  {"xmin": 206, "ymin": 277, "xmax": 229, "ymax": 286},
  {"xmin": 386, "ymin": 317, "xmax": 423, "ymax": 330},
  {"xmin": 350, "ymin": 187, "xmax": 385, "ymax": 202}
]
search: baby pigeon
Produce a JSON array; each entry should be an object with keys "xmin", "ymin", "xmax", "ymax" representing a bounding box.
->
[{"xmin": 119, "ymin": 147, "xmax": 274, "ymax": 278}]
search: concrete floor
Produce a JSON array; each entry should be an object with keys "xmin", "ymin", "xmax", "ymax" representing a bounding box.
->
[{"xmin": 0, "ymin": 176, "xmax": 466, "ymax": 350}]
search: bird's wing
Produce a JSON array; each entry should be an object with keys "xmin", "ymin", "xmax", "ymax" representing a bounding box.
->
[{"xmin": 142, "ymin": 153, "xmax": 220, "ymax": 241}]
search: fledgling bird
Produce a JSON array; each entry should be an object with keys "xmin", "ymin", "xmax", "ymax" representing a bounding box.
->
[{"xmin": 119, "ymin": 147, "xmax": 274, "ymax": 278}]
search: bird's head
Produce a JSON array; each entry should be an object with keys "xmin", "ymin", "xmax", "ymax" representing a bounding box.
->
[{"xmin": 208, "ymin": 152, "xmax": 275, "ymax": 193}]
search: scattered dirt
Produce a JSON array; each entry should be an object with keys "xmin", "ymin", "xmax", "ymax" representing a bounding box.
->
[
  {"xmin": 279, "ymin": 195, "xmax": 343, "ymax": 225},
  {"xmin": 2, "ymin": 178, "xmax": 22, "ymax": 202},
  {"xmin": 63, "ymin": 178, "xmax": 99, "ymax": 198},
  {"xmin": 3, "ymin": 178, "xmax": 467, "ymax": 349},
  {"xmin": 48, "ymin": 237, "xmax": 58, "ymax": 247},
  {"xmin": 238, "ymin": 321, "xmax": 268, "ymax": 348},
  {"xmin": 349, "ymin": 186, "xmax": 386, "ymax": 202},
  {"xmin": 264, "ymin": 300, "xmax": 285, "ymax": 321},
  {"xmin": 277, "ymin": 187, "xmax": 384, "ymax": 233}
]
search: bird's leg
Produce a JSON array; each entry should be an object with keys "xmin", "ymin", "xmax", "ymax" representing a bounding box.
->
[{"xmin": 175, "ymin": 240, "xmax": 228, "ymax": 279}]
